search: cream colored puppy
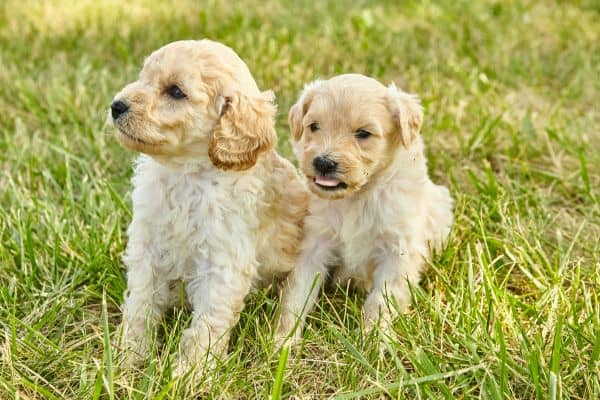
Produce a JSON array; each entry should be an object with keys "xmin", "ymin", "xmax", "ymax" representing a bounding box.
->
[
  {"xmin": 276, "ymin": 74, "xmax": 453, "ymax": 343},
  {"xmin": 109, "ymin": 40, "xmax": 307, "ymax": 372}
]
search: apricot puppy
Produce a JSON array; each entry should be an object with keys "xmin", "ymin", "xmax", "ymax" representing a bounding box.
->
[
  {"xmin": 109, "ymin": 40, "xmax": 307, "ymax": 373},
  {"xmin": 276, "ymin": 74, "xmax": 453, "ymax": 342}
]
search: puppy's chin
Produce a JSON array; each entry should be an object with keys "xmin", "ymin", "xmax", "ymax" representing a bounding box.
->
[
  {"xmin": 307, "ymin": 175, "xmax": 358, "ymax": 200},
  {"xmin": 116, "ymin": 129, "xmax": 165, "ymax": 155}
]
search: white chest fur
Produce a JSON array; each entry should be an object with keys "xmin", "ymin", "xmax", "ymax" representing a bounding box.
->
[
  {"xmin": 125, "ymin": 155, "xmax": 263, "ymax": 281},
  {"xmin": 308, "ymin": 146, "xmax": 446, "ymax": 285},
  {"xmin": 311, "ymin": 189, "xmax": 418, "ymax": 284}
]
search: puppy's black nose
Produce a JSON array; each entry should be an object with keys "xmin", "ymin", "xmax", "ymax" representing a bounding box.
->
[
  {"xmin": 111, "ymin": 100, "xmax": 129, "ymax": 119},
  {"xmin": 313, "ymin": 156, "xmax": 338, "ymax": 174}
]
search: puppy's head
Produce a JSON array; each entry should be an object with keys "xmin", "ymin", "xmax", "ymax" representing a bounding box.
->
[
  {"xmin": 109, "ymin": 40, "xmax": 276, "ymax": 170},
  {"xmin": 289, "ymin": 74, "xmax": 423, "ymax": 199}
]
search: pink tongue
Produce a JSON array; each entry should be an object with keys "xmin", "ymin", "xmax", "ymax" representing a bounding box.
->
[{"xmin": 315, "ymin": 176, "xmax": 340, "ymax": 187}]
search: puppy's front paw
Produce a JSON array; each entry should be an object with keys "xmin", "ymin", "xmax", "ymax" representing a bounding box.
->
[
  {"xmin": 172, "ymin": 351, "xmax": 217, "ymax": 381},
  {"xmin": 172, "ymin": 327, "xmax": 218, "ymax": 378},
  {"xmin": 172, "ymin": 351, "xmax": 211, "ymax": 379},
  {"xmin": 119, "ymin": 347, "xmax": 147, "ymax": 370},
  {"xmin": 172, "ymin": 355, "xmax": 196, "ymax": 378},
  {"xmin": 117, "ymin": 324, "xmax": 153, "ymax": 368},
  {"xmin": 274, "ymin": 314, "xmax": 304, "ymax": 351},
  {"xmin": 273, "ymin": 328, "xmax": 301, "ymax": 351},
  {"xmin": 362, "ymin": 299, "xmax": 398, "ymax": 340}
]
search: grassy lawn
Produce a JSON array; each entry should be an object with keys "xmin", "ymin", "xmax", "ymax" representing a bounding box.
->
[{"xmin": 1, "ymin": 0, "xmax": 598, "ymax": 398}]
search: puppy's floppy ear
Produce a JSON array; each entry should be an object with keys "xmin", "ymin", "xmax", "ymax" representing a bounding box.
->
[
  {"xmin": 288, "ymin": 101, "xmax": 304, "ymax": 141},
  {"xmin": 288, "ymin": 80, "xmax": 323, "ymax": 141},
  {"xmin": 209, "ymin": 90, "xmax": 277, "ymax": 171},
  {"xmin": 386, "ymin": 83, "xmax": 423, "ymax": 147}
]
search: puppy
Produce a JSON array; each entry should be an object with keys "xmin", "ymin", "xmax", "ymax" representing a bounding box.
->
[
  {"xmin": 276, "ymin": 74, "xmax": 453, "ymax": 343},
  {"xmin": 109, "ymin": 40, "xmax": 307, "ymax": 372}
]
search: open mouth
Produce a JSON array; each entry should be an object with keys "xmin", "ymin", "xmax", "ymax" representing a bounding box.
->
[{"xmin": 313, "ymin": 175, "xmax": 348, "ymax": 191}]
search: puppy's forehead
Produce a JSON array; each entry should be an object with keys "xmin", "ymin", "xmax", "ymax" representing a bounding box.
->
[
  {"xmin": 141, "ymin": 54, "xmax": 186, "ymax": 80},
  {"xmin": 308, "ymin": 83, "xmax": 389, "ymax": 128},
  {"xmin": 141, "ymin": 42, "xmax": 203, "ymax": 81},
  {"xmin": 139, "ymin": 40, "xmax": 259, "ymax": 93}
]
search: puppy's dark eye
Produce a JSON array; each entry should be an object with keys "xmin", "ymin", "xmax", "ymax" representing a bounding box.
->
[
  {"xmin": 166, "ymin": 85, "xmax": 186, "ymax": 99},
  {"xmin": 309, "ymin": 122, "xmax": 319, "ymax": 132},
  {"xmin": 355, "ymin": 129, "xmax": 372, "ymax": 139}
]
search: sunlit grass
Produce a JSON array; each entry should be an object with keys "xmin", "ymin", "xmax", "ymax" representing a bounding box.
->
[{"xmin": 0, "ymin": 0, "xmax": 598, "ymax": 398}]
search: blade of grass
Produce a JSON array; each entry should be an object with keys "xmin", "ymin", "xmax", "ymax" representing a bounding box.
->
[
  {"xmin": 334, "ymin": 364, "xmax": 483, "ymax": 399},
  {"xmin": 270, "ymin": 345, "xmax": 290, "ymax": 400},
  {"xmin": 101, "ymin": 291, "xmax": 114, "ymax": 400}
]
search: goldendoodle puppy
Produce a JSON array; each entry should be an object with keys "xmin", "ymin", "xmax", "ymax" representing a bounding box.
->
[
  {"xmin": 109, "ymin": 39, "xmax": 307, "ymax": 373},
  {"xmin": 276, "ymin": 74, "xmax": 453, "ymax": 343}
]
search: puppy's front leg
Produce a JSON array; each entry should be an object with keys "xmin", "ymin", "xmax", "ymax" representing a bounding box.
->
[
  {"xmin": 363, "ymin": 250, "xmax": 425, "ymax": 333},
  {"xmin": 174, "ymin": 259, "xmax": 253, "ymax": 375},
  {"xmin": 120, "ymin": 254, "xmax": 171, "ymax": 364},
  {"xmin": 275, "ymin": 234, "xmax": 335, "ymax": 345}
]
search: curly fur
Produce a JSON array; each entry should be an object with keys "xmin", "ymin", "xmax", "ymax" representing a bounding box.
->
[
  {"xmin": 109, "ymin": 39, "xmax": 308, "ymax": 372},
  {"xmin": 209, "ymin": 90, "xmax": 277, "ymax": 171}
]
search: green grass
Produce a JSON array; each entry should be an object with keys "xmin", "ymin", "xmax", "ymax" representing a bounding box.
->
[{"xmin": 1, "ymin": 0, "xmax": 599, "ymax": 398}]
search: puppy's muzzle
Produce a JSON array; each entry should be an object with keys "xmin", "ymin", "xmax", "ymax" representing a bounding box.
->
[
  {"xmin": 313, "ymin": 156, "xmax": 338, "ymax": 174},
  {"xmin": 111, "ymin": 100, "xmax": 129, "ymax": 120},
  {"xmin": 312, "ymin": 156, "xmax": 347, "ymax": 191}
]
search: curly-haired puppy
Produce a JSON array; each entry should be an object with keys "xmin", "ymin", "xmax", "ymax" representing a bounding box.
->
[
  {"xmin": 276, "ymin": 74, "xmax": 453, "ymax": 343},
  {"xmin": 109, "ymin": 40, "xmax": 307, "ymax": 372}
]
